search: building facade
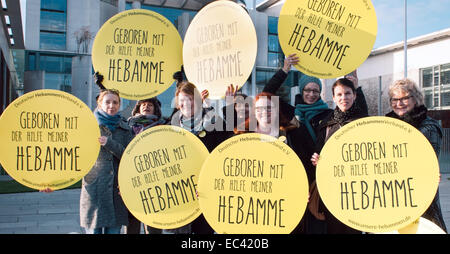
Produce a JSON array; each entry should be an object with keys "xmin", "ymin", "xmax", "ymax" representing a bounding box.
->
[{"xmin": 17, "ymin": 0, "xmax": 301, "ymax": 117}]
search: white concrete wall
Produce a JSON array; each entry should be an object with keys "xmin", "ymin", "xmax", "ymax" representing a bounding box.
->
[
  {"xmin": 24, "ymin": 0, "xmax": 40, "ymax": 50},
  {"xmin": 358, "ymin": 37, "xmax": 450, "ymax": 85},
  {"xmin": 250, "ymin": 9, "xmax": 268, "ymax": 67}
]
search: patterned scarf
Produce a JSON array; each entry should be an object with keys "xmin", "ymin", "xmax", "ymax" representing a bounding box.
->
[
  {"xmin": 128, "ymin": 114, "xmax": 166, "ymax": 134},
  {"xmin": 179, "ymin": 108, "xmax": 216, "ymax": 136},
  {"xmin": 332, "ymin": 102, "xmax": 362, "ymax": 126},
  {"xmin": 94, "ymin": 108, "xmax": 121, "ymax": 131}
]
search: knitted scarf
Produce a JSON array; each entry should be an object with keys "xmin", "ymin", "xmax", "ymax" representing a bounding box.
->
[
  {"xmin": 94, "ymin": 108, "xmax": 121, "ymax": 131},
  {"xmin": 332, "ymin": 102, "xmax": 362, "ymax": 126},
  {"xmin": 386, "ymin": 105, "xmax": 428, "ymax": 128},
  {"xmin": 128, "ymin": 114, "xmax": 166, "ymax": 134},
  {"xmin": 179, "ymin": 108, "xmax": 216, "ymax": 136},
  {"xmin": 294, "ymin": 99, "xmax": 329, "ymax": 142}
]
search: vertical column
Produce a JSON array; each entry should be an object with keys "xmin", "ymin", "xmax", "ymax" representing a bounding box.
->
[{"xmin": 118, "ymin": 0, "xmax": 126, "ymax": 12}]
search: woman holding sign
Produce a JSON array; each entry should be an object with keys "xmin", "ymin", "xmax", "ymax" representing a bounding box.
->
[
  {"xmin": 80, "ymin": 89, "xmax": 133, "ymax": 234},
  {"xmin": 263, "ymin": 54, "xmax": 367, "ymax": 143},
  {"xmin": 311, "ymin": 77, "xmax": 368, "ymax": 234},
  {"xmin": 170, "ymin": 81, "xmax": 231, "ymax": 234},
  {"xmin": 125, "ymin": 97, "xmax": 168, "ymax": 234},
  {"xmin": 234, "ymin": 92, "xmax": 315, "ymax": 233},
  {"xmin": 386, "ymin": 79, "xmax": 447, "ymax": 233}
]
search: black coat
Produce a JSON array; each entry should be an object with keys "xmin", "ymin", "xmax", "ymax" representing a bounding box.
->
[
  {"xmin": 263, "ymin": 69, "xmax": 368, "ymax": 143},
  {"xmin": 170, "ymin": 109, "xmax": 233, "ymax": 234},
  {"xmin": 313, "ymin": 92, "xmax": 368, "ymax": 234},
  {"xmin": 386, "ymin": 108, "xmax": 447, "ymax": 233}
]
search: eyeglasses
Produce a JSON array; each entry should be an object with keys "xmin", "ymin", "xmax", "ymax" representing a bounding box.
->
[
  {"xmin": 255, "ymin": 106, "xmax": 272, "ymax": 113},
  {"xmin": 303, "ymin": 89, "xmax": 320, "ymax": 95},
  {"xmin": 390, "ymin": 95, "xmax": 412, "ymax": 105}
]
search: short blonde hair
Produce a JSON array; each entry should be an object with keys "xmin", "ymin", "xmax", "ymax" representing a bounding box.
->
[{"xmin": 389, "ymin": 79, "xmax": 424, "ymax": 106}]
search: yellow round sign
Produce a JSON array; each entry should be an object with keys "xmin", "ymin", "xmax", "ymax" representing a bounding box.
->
[
  {"xmin": 198, "ymin": 133, "xmax": 309, "ymax": 234},
  {"xmin": 92, "ymin": 9, "xmax": 183, "ymax": 100},
  {"xmin": 182, "ymin": 1, "xmax": 257, "ymax": 99},
  {"xmin": 379, "ymin": 217, "xmax": 447, "ymax": 234},
  {"xmin": 316, "ymin": 116, "xmax": 440, "ymax": 233},
  {"xmin": 278, "ymin": 0, "xmax": 377, "ymax": 78},
  {"xmin": 0, "ymin": 90, "xmax": 100, "ymax": 190},
  {"xmin": 118, "ymin": 125, "xmax": 209, "ymax": 229}
]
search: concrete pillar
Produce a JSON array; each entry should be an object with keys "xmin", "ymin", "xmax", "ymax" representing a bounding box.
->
[
  {"xmin": 131, "ymin": 0, "xmax": 142, "ymax": 9},
  {"xmin": 118, "ymin": 0, "xmax": 126, "ymax": 12},
  {"xmin": 24, "ymin": 71, "xmax": 45, "ymax": 93}
]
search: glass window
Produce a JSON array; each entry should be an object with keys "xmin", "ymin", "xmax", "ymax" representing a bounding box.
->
[
  {"xmin": 45, "ymin": 73, "xmax": 71, "ymax": 92},
  {"xmin": 422, "ymin": 68, "xmax": 432, "ymax": 88},
  {"xmin": 441, "ymin": 64, "xmax": 450, "ymax": 85},
  {"xmin": 424, "ymin": 91, "xmax": 433, "ymax": 108},
  {"xmin": 28, "ymin": 53, "xmax": 36, "ymax": 71},
  {"xmin": 40, "ymin": 32, "xmax": 66, "ymax": 50},
  {"xmin": 40, "ymin": 54, "xmax": 72, "ymax": 73},
  {"xmin": 268, "ymin": 35, "xmax": 279, "ymax": 53},
  {"xmin": 41, "ymin": 0, "xmax": 67, "ymax": 11},
  {"xmin": 134, "ymin": 4, "xmax": 196, "ymax": 26},
  {"xmin": 268, "ymin": 52, "xmax": 279, "ymax": 68},
  {"xmin": 268, "ymin": 16, "xmax": 278, "ymax": 35},
  {"xmin": 64, "ymin": 57, "xmax": 72, "ymax": 73},
  {"xmin": 442, "ymin": 91, "xmax": 450, "ymax": 107},
  {"xmin": 40, "ymin": 11, "xmax": 66, "ymax": 32}
]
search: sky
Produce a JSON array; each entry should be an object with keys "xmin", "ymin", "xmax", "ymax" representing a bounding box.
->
[{"xmin": 249, "ymin": 0, "xmax": 450, "ymax": 49}]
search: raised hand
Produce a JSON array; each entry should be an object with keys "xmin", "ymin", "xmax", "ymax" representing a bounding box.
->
[{"xmin": 282, "ymin": 53, "xmax": 299, "ymax": 73}]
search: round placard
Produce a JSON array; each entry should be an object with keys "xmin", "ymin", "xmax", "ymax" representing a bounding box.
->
[
  {"xmin": 92, "ymin": 9, "xmax": 183, "ymax": 100},
  {"xmin": 278, "ymin": 0, "xmax": 377, "ymax": 78},
  {"xmin": 198, "ymin": 133, "xmax": 309, "ymax": 234},
  {"xmin": 379, "ymin": 217, "xmax": 446, "ymax": 234},
  {"xmin": 316, "ymin": 116, "xmax": 440, "ymax": 233},
  {"xmin": 118, "ymin": 125, "xmax": 209, "ymax": 229},
  {"xmin": 182, "ymin": 1, "xmax": 257, "ymax": 99},
  {"xmin": 0, "ymin": 90, "xmax": 100, "ymax": 190}
]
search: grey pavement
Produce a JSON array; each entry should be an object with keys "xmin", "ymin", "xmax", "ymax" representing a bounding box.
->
[{"xmin": 0, "ymin": 174, "xmax": 450, "ymax": 234}]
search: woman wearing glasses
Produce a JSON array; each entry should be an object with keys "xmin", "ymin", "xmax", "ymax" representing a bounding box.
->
[
  {"xmin": 234, "ymin": 91, "xmax": 315, "ymax": 234},
  {"xmin": 386, "ymin": 78, "xmax": 447, "ymax": 233}
]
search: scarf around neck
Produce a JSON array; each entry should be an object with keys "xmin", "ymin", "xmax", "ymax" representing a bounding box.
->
[
  {"xmin": 128, "ymin": 114, "xmax": 166, "ymax": 134},
  {"xmin": 94, "ymin": 108, "xmax": 121, "ymax": 131},
  {"xmin": 386, "ymin": 105, "xmax": 428, "ymax": 128},
  {"xmin": 332, "ymin": 102, "xmax": 362, "ymax": 126},
  {"xmin": 179, "ymin": 108, "xmax": 216, "ymax": 136},
  {"xmin": 294, "ymin": 99, "xmax": 329, "ymax": 142}
]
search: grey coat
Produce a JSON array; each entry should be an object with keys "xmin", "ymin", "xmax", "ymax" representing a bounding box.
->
[{"xmin": 80, "ymin": 120, "xmax": 133, "ymax": 229}]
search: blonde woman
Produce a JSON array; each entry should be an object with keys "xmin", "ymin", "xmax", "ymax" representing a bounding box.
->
[
  {"xmin": 386, "ymin": 78, "xmax": 447, "ymax": 233},
  {"xmin": 80, "ymin": 89, "xmax": 133, "ymax": 234}
]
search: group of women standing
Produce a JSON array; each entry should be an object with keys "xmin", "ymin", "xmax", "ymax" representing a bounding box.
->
[{"xmin": 61, "ymin": 52, "xmax": 447, "ymax": 234}]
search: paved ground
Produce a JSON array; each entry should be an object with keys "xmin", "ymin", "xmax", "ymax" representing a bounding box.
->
[{"xmin": 0, "ymin": 174, "xmax": 450, "ymax": 234}]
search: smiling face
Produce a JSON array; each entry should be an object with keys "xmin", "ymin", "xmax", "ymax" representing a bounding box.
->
[
  {"xmin": 332, "ymin": 84, "xmax": 356, "ymax": 112},
  {"xmin": 178, "ymin": 92, "xmax": 196, "ymax": 118},
  {"xmin": 139, "ymin": 101, "xmax": 155, "ymax": 116},
  {"xmin": 390, "ymin": 89, "xmax": 416, "ymax": 117},
  {"xmin": 302, "ymin": 82, "xmax": 321, "ymax": 104},
  {"xmin": 99, "ymin": 93, "xmax": 120, "ymax": 116},
  {"xmin": 255, "ymin": 97, "xmax": 274, "ymax": 128}
]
